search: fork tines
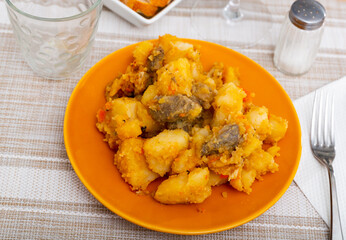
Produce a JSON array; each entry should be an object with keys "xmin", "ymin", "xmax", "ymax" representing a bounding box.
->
[{"xmin": 311, "ymin": 90, "xmax": 335, "ymax": 148}]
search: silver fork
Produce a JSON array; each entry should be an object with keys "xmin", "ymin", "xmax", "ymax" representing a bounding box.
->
[{"xmin": 311, "ymin": 90, "xmax": 344, "ymax": 240}]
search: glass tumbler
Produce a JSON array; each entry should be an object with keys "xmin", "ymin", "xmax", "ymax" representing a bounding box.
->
[{"xmin": 5, "ymin": 0, "xmax": 103, "ymax": 79}]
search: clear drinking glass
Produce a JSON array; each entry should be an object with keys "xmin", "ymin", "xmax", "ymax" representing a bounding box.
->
[
  {"xmin": 5, "ymin": 0, "xmax": 103, "ymax": 79},
  {"xmin": 191, "ymin": 0, "xmax": 273, "ymax": 49}
]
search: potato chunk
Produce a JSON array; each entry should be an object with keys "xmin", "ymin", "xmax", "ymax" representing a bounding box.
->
[
  {"xmin": 154, "ymin": 168, "xmax": 211, "ymax": 204},
  {"xmin": 156, "ymin": 58, "xmax": 193, "ymax": 96},
  {"xmin": 231, "ymin": 148, "xmax": 279, "ymax": 194},
  {"xmin": 266, "ymin": 114, "xmax": 288, "ymax": 142},
  {"xmin": 191, "ymin": 126, "xmax": 211, "ymax": 160},
  {"xmin": 171, "ymin": 149, "xmax": 198, "ymax": 174},
  {"xmin": 224, "ymin": 66, "xmax": 240, "ymax": 86},
  {"xmin": 158, "ymin": 34, "xmax": 179, "ymax": 55},
  {"xmin": 245, "ymin": 106, "xmax": 271, "ymax": 137},
  {"xmin": 208, "ymin": 170, "xmax": 228, "ymax": 186},
  {"xmin": 213, "ymin": 82, "xmax": 246, "ymax": 113},
  {"xmin": 141, "ymin": 85, "xmax": 159, "ymax": 106},
  {"xmin": 133, "ymin": 41, "xmax": 154, "ymax": 65},
  {"xmin": 96, "ymin": 97, "xmax": 159, "ymax": 149},
  {"xmin": 230, "ymin": 168, "xmax": 256, "ymax": 194},
  {"xmin": 245, "ymin": 148, "xmax": 279, "ymax": 178},
  {"xmin": 115, "ymin": 138, "xmax": 159, "ymax": 191},
  {"xmin": 240, "ymin": 134, "xmax": 262, "ymax": 157},
  {"xmin": 143, "ymin": 129, "xmax": 189, "ymax": 176},
  {"xmin": 164, "ymin": 41, "xmax": 200, "ymax": 64}
]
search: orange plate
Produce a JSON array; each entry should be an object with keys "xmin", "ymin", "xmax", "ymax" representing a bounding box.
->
[{"xmin": 64, "ymin": 39, "xmax": 302, "ymax": 235}]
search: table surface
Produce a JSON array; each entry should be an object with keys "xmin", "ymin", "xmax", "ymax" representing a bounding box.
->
[{"xmin": 0, "ymin": 0, "xmax": 345, "ymax": 239}]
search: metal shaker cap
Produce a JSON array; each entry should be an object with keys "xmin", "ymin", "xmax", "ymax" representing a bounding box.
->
[{"xmin": 289, "ymin": 0, "xmax": 326, "ymax": 30}]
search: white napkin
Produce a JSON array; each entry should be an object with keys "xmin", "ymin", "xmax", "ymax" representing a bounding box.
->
[{"xmin": 293, "ymin": 76, "xmax": 346, "ymax": 231}]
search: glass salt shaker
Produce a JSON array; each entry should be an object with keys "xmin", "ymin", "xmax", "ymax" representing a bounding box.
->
[{"xmin": 274, "ymin": 0, "xmax": 326, "ymax": 75}]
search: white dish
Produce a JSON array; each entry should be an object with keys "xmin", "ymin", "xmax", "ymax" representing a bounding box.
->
[{"xmin": 103, "ymin": 0, "xmax": 183, "ymax": 27}]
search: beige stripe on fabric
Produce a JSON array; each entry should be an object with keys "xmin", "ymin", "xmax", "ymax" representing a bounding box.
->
[{"xmin": 0, "ymin": 209, "xmax": 328, "ymax": 239}]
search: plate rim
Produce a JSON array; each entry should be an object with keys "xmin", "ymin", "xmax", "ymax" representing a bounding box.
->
[{"xmin": 64, "ymin": 39, "xmax": 302, "ymax": 235}]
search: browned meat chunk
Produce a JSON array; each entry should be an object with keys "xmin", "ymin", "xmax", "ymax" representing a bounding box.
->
[
  {"xmin": 201, "ymin": 124, "xmax": 240, "ymax": 156},
  {"xmin": 149, "ymin": 95, "xmax": 202, "ymax": 123},
  {"xmin": 148, "ymin": 47, "xmax": 164, "ymax": 72},
  {"xmin": 191, "ymin": 82, "xmax": 217, "ymax": 109}
]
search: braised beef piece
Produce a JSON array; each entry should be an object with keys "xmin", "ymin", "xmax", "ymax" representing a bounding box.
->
[
  {"xmin": 149, "ymin": 95, "xmax": 202, "ymax": 123},
  {"xmin": 148, "ymin": 47, "xmax": 164, "ymax": 72},
  {"xmin": 201, "ymin": 124, "xmax": 240, "ymax": 156},
  {"xmin": 191, "ymin": 82, "xmax": 217, "ymax": 109}
]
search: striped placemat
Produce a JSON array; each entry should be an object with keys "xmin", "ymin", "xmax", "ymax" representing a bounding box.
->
[{"xmin": 1, "ymin": 0, "xmax": 345, "ymax": 238}]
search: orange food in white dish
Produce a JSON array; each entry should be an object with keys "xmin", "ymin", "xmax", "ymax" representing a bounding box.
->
[{"xmin": 120, "ymin": 0, "xmax": 173, "ymax": 18}]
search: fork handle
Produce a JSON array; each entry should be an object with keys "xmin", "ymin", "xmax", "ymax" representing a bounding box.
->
[{"xmin": 328, "ymin": 166, "xmax": 344, "ymax": 240}]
